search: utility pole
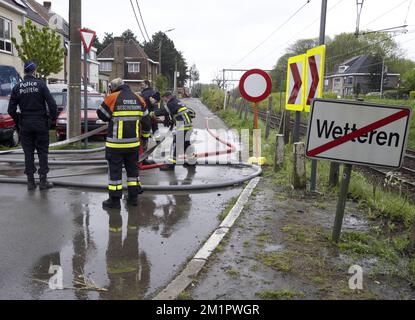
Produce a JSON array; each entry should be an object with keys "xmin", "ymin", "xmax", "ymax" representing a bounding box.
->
[
  {"xmin": 68, "ymin": 0, "xmax": 82, "ymax": 139},
  {"xmin": 173, "ymin": 57, "xmax": 178, "ymax": 94},
  {"xmin": 380, "ymin": 56, "xmax": 386, "ymax": 99},
  {"xmin": 311, "ymin": 0, "xmax": 328, "ymax": 192}
]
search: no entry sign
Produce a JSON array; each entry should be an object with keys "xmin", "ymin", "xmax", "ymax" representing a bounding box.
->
[
  {"xmin": 239, "ymin": 69, "xmax": 272, "ymax": 103},
  {"xmin": 306, "ymin": 99, "xmax": 412, "ymax": 169}
]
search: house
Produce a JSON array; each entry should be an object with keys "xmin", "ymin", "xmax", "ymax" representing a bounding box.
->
[
  {"xmin": 0, "ymin": 0, "xmax": 27, "ymax": 74},
  {"xmin": 98, "ymin": 37, "xmax": 159, "ymax": 93},
  {"xmin": 325, "ymin": 55, "xmax": 400, "ymax": 96},
  {"xmin": 1, "ymin": 0, "xmax": 100, "ymax": 87}
]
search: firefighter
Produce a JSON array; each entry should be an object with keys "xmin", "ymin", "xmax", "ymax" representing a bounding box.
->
[
  {"xmin": 140, "ymin": 80, "xmax": 161, "ymax": 136},
  {"xmin": 8, "ymin": 61, "xmax": 58, "ymax": 191},
  {"xmin": 97, "ymin": 78, "xmax": 152, "ymax": 210},
  {"xmin": 151, "ymin": 92, "xmax": 196, "ymax": 171}
]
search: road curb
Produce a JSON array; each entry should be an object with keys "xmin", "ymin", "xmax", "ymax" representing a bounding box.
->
[{"xmin": 153, "ymin": 177, "xmax": 261, "ymax": 300}]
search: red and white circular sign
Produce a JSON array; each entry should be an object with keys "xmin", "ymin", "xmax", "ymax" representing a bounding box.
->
[{"xmin": 239, "ymin": 69, "xmax": 272, "ymax": 103}]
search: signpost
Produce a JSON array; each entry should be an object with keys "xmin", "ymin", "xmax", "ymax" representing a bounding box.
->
[
  {"xmin": 239, "ymin": 69, "xmax": 272, "ymax": 164},
  {"xmin": 306, "ymin": 99, "xmax": 412, "ymax": 242},
  {"xmin": 80, "ymin": 28, "xmax": 96, "ymax": 149}
]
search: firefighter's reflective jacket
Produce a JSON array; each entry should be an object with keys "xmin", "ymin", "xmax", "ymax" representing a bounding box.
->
[
  {"xmin": 154, "ymin": 97, "xmax": 195, "ymax": 131},
  {"xmin": 97, "ymin": 85, "xmax": 152, "ymax": 151}
]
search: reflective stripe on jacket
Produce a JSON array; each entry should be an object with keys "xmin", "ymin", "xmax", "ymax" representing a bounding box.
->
[{"xmin": 97, "ymin": 85, "xmax": 151, "ymax": 151}]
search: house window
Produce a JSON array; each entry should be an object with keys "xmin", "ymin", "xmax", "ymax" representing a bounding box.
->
[
  {"xmin": 128, "ymin": 62, "xmax": 140, "ymax": 73},
  {"xmin": 99, "ymin": 61, "xmax": 112, "ymax": 72},
  {"xmin": 0, "ymin": 17, "xmax": 12, "ymax": 53},
  {"xmin": 347, "ymin": 77, "xmax": 353, "ymax": 85}
]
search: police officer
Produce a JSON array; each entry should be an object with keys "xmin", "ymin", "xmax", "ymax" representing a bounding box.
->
[
  {"xmin": 97, "ymin": 78, "xmax": 152, "ymax": 210},
  {"xmin": 151, "ymin": 92, "xmax": 196, "ymax": 171},
  {"xmin": 8, "ymin": 61, "xmax": 58, "ymax": 191}
]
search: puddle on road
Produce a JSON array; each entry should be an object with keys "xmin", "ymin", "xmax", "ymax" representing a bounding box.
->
[{"xmin": 0, "ymin": 185, "xmax": 241, "ymax": 300}]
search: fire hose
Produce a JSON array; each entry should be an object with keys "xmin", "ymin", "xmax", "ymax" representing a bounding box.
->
[{"xmin": 0, "ymin": 120, "xmax": 262, "ymax": 191}]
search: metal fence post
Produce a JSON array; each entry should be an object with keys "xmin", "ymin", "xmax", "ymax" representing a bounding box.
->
[
  {"xmin": 274, "ymin": 134, "xmax": 285, "ymax": 172},
  {"xmin": 265, "ymin": 96, "xmax": 272, "ymax": 140},
  {"xmin": 293, "ymin": 142, "xmax": 306, "ymax": 189}
]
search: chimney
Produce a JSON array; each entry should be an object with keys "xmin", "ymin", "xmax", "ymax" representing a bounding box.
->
[
  {"xmin": 114, "ymin": 37, "xmax": 125, "ymax": 78},
  {"xmin": 43, "ymin": 2, "xmax": 52, "ymax": 11}
]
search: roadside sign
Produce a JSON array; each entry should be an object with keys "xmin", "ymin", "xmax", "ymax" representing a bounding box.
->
[
  {"xmin": 239, "ymin": 69, "xmax": 272, "ymax": 103},
  {"xmin": 80, "ymin": 28, "xmax": 96, "ymax": 54},
  {"xmin": 305, "ymin": 45, "xmax": 326, "ymax": 112},
  {"xmin": 306, "ymin": 99, "xmax": 412, "ymax": 169},
  {"xmin": 285, "ymin": 54, "xmax": 306, "ymax": 111}
]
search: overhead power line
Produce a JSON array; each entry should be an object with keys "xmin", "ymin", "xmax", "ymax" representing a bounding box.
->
[
  {"xmin": 136, "ymin": 0, "xmax": 151, "ymax": 42},
  {"xmin": 232, "ymin": 0, "xmax": 313, "ymax": 67},
  {"xmin": 129, "ymin": 0, "xmax": 147, "ymax": 42},
  {"xmin": 363, "ymin": 0, "xmax": 409, "ymax": 29},
  {"xmin": 254, "ymin": 0, "xmax": 345, "ymax": 65}
]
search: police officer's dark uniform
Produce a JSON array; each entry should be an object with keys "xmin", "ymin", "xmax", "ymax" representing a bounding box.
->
[
  {"xmin": 152, "ymin": 92, "xmax": 196, "ymax": 171},
  {"xmin": 8, "ymin": 61, "xmax": 57, "ymax": 191},
  {"xmin": 97, "ymin": 80, "xmax": 151, "ymax": 209}
]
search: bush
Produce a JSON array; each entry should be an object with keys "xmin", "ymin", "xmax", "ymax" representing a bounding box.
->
[
  {"xmin": 323, "ymin": 92, "xmax": 338, "ymax": 99},
  {"xmin": 201, "ymin": 88, "xmax": 225, "ymax": 111},
  {"xmin": 410, "ymin": 91, "xmax": 415, "ymax": 100},
  {"xmin": 383, "ymin": 90, "xmax": 399, "ymax": 99}
]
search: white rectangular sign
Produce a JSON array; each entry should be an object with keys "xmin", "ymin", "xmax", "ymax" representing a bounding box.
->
[{"xmin": 306, "ymin": 99, "xmax": 412, "ymax": 169}]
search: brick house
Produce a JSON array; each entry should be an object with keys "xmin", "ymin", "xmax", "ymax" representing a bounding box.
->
[
  {"xmin": 325, "ymin": 55, "xmax": 400, "ymax": 97},
  {"xmin": 98, "ymin": 37, "xmax": 159, "ymax": 93}
]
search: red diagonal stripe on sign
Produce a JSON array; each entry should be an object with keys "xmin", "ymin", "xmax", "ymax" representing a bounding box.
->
[
  {"xmin": 307, "ymin": 108, "xmax": 410, "ymax": 157},
  {"xmin": 307, "ymin": 56, "xmax": 319, "ymax": 105},
  {"xmin": 288, "ymin": 63, "xmax": 302, "ymax": 105}
]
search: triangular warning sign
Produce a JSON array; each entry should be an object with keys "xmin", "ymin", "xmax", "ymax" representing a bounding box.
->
[{"xmin": 80, "ymin": 29, "xmax": 96, "ymax": 54}]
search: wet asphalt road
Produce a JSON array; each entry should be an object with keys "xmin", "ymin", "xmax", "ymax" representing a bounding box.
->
[{"xmin": 0, "ymin": 99, "xmax": 245, "ymax": 300}]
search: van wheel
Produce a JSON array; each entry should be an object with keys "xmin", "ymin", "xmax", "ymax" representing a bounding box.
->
[{"xmin": 7, "ymin": 128, "xmax": 20, "ymax": 148}]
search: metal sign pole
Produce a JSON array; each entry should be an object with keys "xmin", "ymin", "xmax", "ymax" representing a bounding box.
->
[
  {"xmin": 293, "ymin": 111, "xmax": 301, "ymax": 143},
  {"xmin": 84, "ymin": 51, "xmax": 88, "ymax": 149},
  {"xmin": 332, "ymin": 164, "xmax": 353, "ymax": 243},
  {"xmin": 311, "ymin": 0, "xmax": 328, "ymax": 192}
]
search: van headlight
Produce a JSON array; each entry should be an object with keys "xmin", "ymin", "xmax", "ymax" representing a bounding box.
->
[{"xmin": 57, "ymin": 119, "xmax": 67, "ymax": 125}]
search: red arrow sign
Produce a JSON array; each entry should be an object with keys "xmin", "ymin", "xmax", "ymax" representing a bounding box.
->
[
  {"xmin": 288, "ymin": 63, "xmax": 302, "ymax": 105},
  {"xmin": 307, "ymin": 56, "xmax": 319, "ymax": 105}
]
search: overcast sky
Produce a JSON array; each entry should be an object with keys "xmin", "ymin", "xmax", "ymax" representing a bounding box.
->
[{"xmin": 48, "ymin": 0, "xmax": 415, "ymax": 82}]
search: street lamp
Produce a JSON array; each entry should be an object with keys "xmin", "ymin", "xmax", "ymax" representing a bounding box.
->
[{"xmin": 159, "ymin": 28, "xmax": 175, "ymax": 74}]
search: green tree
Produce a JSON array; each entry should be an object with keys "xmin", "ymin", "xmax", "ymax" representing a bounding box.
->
[
  {"xmin": 122, "ymin": 29, "xmax": 138, "ymax": 43},
  {"xmin": 101, "ymin": 32, "xmax": 114, "ymax": 51},
  {"xmin": 11, "ymin": 20, "xmax": 65, "ymax": 79},
  {"xmin": 154, "ymin": 74, "xmax": 168, "ymax": 93},
  {"xmin": 403, "ymin": 69, "xmax": 415, "ymax": 91},
  {"xmin": 143, "ymin": 31, "xmax": 188, "ymax": 87}
]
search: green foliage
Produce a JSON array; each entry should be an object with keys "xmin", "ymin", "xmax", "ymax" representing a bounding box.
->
[
  {"xmin": 322, "ymin": 92, "xmax": 338, "ymax": 99},
  {"xmin": 403, "ymin": 69, "xmax": 415, "ymax": 91},
  {"xmin": 12, "ymin": 20, "xmax": 65, "ymax": 78},
  {"xmin": 201, "ymin": 87, "xmax": 225, "ymax": 111},
  {"xmin": 143, "ymin": 32, "xmax": 188, "ymax": 87},
  {"xmin": 383, "ymin": 90, "xmax": 399, "ymax": 99},
  {"xmin": 154, "ymin": 74, "xmax": 168, "ymax": 93},
  {"xmin": 410, "ymin": 91, "xmax": 415, "ymax": 100}
]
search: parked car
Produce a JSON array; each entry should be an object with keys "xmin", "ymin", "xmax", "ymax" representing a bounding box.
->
[
  {"xmin": 56, "ymin": 93, "xmax": 106, "ymax": 141},
  {"xmin": 0, "ymin": 66, "xmax": 21, "ymax": 96},
  {"xmin": 0, "ymin": 97, "xmax": 19, "ymax": 147}
]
